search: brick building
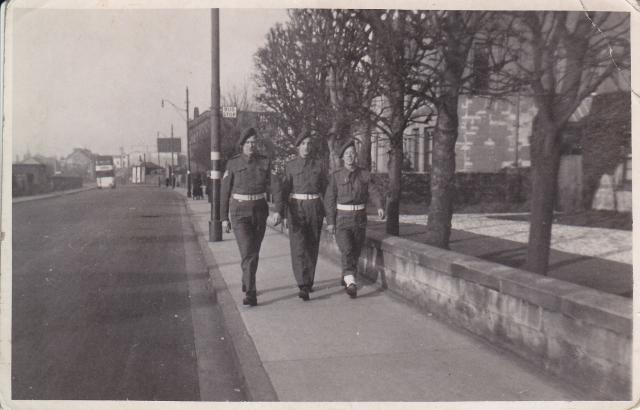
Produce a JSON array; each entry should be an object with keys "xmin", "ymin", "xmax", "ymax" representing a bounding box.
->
[{"xmin": 188, "ymin": 107, "xmax": 283, "ymax": 174}]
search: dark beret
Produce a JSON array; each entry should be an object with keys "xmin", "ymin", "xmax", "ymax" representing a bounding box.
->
[
  {"xmin": 294, "ymin": 130, "xmax": 312, "ymax": 147},
  {"xmin": 237, "ymin": 127, "xmax": 258, "ymax": 150},
  {"xmin": 338, "ymin": 139, "xmax": 356, "ymax": 158}
]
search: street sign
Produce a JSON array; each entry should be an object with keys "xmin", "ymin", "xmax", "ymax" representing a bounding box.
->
[
  {"xmin": 157, "ymin": 138, "xmax": 181, "ymax": 153},
  {"xmin": 222, "ymin": 106, "xmax": 237, "ymax": 118}
]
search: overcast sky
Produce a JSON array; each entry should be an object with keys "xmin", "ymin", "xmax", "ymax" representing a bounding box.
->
[{"xmin": 10, "ymin": 7, "xmax": 289, "ymax": 160}]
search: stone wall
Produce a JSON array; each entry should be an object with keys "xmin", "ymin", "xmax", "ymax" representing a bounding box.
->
[
  {"xmin": 50, "ymin": 176, "xmax": 83, "ymax": 191},
  {"xmin": 309, "ymin": 225, "xmax": 631, "ymax": 399}
]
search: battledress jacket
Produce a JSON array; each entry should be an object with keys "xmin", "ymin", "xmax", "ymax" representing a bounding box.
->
[
  {"xmin": 277, "ymin": 157, "xmax": 328, "ymax": 216},
  {"xmin": 220, "ymin": 153, "xmax": 280, "ymax": 221},
  {"xmin": 324, "ymin": 166, "xmax": 384, "ymax": 226}
]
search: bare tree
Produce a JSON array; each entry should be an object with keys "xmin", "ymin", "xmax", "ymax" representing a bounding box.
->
[
  {"xmin": 254, "ymin": 9, "xmax": 380, "ymax": 170},
  {"xmin": 360, "ymin": 10, "xmax": 435, "ymax": 235},
  {"xmin": 515, "ymin": 11, "xmax": 630, "ymax": 273},
  {"xmin": 421, "ymin": 11, "xmax": 518, "ymax": 248},
  {"xmin": 254, "ymin": 15, "xmax": 333, "ymax": 152},
  {"xmin": 221, "ymin": 82, "xmax": 256, "ymax": 112}
]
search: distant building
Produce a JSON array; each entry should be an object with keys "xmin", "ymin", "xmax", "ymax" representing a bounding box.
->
[
  {"xmin": 64, "ymin": 148, "xmax": 94, "ymax": 180},
  {"xmin": 13, "ymin": 158, "xmax": 50, "ymax": 196},
  {"xmin": 113, "ymin": 153, "xmax": 130, "ymax": 169},
  {"xmin": 188, "ymin": 107, "xmax": 283, "ymax": 174},
  {"xmin": 32, "ymin": 154, "xmax": 62, "ymax": 175}
]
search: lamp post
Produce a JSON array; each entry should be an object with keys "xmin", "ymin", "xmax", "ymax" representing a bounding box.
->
[
  {"xmin": 161, "ymin": 89, "xmax": 191, "ymax": 196},
  {"xmin": 209, "ymin": 8, "xmax": 222, "ymax": 242}
]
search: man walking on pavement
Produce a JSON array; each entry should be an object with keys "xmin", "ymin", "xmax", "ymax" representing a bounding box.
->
[
  {"xmin": 277, "ymin": 130, "xmax": 328, "ymax": 301},
  {"xmin": 221, "ymin": 127, "xmax": 282, "ymax": 306},
  {"xmin": 324, "ymin": 139, "xmax": 385, "ymax": 298}
]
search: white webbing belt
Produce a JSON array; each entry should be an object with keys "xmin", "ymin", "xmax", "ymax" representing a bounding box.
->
[
  {"xmin": 233, "ymin": 193, "xmax": 266, "ymax": 201},
  {"xmin": 290, "ymin": 193, "xmax": 320, "ymax": 200},
  {"xmin": 337, "ymin": 204, "xmax": 365, "ymax": 211}
]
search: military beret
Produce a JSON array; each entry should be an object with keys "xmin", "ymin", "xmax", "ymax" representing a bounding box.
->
[
  {"xmin": 237, "ymin": 127, "xmax": 258, "ymax": 150},
  {"xmin": 338, "ymin": 139, "xmax": 356, "ymax": 158},
  {"xmin": 294, "ymin": 130, "xmax": 312, "ymax": 147}
]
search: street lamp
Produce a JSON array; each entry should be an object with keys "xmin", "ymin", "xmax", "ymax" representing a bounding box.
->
[{"xmin": 161, "ymin": 88, "xmax": 192, "ymax": 197}]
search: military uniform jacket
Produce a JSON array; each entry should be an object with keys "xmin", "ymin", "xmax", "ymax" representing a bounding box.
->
[
  {"xmin": 277, "ymin": 157, "xmax": 328, "ymax": 216},
  {"xmin": 324, "ymin": 166, "xmax": 384, "ymax": 226},
  {"xmin": 220, "ymin": 153, "xmax": 277, "ymax": 221}
]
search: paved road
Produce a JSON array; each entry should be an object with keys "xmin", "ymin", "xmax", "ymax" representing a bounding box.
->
[{"xmin": 12, "ymin": 185, "xmax": 244, "ymax": 401}]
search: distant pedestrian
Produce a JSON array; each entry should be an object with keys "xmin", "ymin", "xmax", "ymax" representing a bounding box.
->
[
  {"xmin": 165, "ymin": 176, "xmax": 170, "ymax": 188},
  {"xmin": 206, "ymin": 178, "xmax": 212, "ymax": 202},
  {"xmin": 192, "ymin": 174, "xmax": 200, "ymax": 199},
  {"xmin": 324, "ymin": 139, "xmax": 385, "ymax": 298},
  {"xmin": 277, "ymin": 130, "xmax": 328, "ymax": 301},
  {"xmin": 221, "ymin": 127, "xmax": 282, "ymax": 306}
]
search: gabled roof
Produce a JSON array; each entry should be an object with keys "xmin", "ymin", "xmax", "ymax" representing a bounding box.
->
[{"xmin": 18, "ymin": 158, "xmax": 45, "ymax": 165}]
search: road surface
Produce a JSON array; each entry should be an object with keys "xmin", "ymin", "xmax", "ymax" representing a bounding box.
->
[{"xmin": 12, "ymin": 185, "xmax": 244, "ymax": 401}]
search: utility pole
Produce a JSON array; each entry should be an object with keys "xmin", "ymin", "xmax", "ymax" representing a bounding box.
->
[
  {"xmin": 171, "ymin": 123, "xmax": 175, "ymax": 188},
  {"xmin": 209, "ymin": 8, "xmax": 222, "ymax": 242},
  {"xmin": 186, "ymin": 87, "xmax": 192, "ymax": 198}
]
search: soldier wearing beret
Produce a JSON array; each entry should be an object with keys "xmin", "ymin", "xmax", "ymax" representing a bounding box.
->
[
  {"xmin": 221, "ymin": 127, "xmax": 282, "ymax": 306},
  {"xmin": 324, "ymin": 139, "xmax": 385, "ymax": 298},
  {"xmin": 277, "ymin": 131, "xmax": 328, "ymax": 301}
]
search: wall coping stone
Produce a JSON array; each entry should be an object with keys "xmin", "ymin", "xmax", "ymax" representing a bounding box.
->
[{"xmin": 367, "ymin": 229, "xmax": 631, "ymax": 337}]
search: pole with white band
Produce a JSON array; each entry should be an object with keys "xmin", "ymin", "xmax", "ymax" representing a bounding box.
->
[{"xmin": 209, "ymin": 8, "xmax": 222, "ymax": 242}]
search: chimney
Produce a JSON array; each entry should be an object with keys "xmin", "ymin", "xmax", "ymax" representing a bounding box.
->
[{"xmin": 194, "ymin": 107, "xmax": 199, "ymax": 118}]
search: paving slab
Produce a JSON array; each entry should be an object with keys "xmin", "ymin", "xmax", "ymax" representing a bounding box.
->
[{"xmin": 181, "ymin": 193, "xmax": 589, "ymax": 402}]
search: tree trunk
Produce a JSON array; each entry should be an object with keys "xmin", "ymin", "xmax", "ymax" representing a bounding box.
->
[
  {"xmin": 386, "ymin": 140, "xmax": 402, "ymax": 235},
  {"xmin": 385, "ymin": 75, "xmax": 405, "ymax": 236},
  {"xmin": 358, "ymin": 115, "xmax": 373, "ymax": 170},
  {"xmin": 524, "ymin": 111, "xmax": 562, "ymax": 274},
  {"xmin": 424, "ymin": 95, "xmax": 458, "ymax": 249}
]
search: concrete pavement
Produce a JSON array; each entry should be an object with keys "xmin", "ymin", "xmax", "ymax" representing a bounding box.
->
[{"xmin": 180, "ymin": 190, "xmax": 587, "ymax": 402}]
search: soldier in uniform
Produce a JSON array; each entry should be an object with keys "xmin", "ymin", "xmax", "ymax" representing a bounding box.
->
[
  {"xmin": 221, "ymin": 127, "xmax": 282, "ymax": 306},
  {"xmin": 277, "ymin": 131, "xmax": 328, "ymax": 301},
  {"xmin": 324, "ymin": 139, "xmax": 385, "ymax": 298}
]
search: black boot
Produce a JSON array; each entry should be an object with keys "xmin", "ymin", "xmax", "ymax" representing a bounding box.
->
[
  {"xmin": 243, "ymin": 291, "xmax": 257, "ymax": 306},
  {"xmin": 346, "ymin": 284, "xmax": 357, "ymax": 298},
  {"xmin": 298, "ymin": 286, "xmax": 310, "ymax": 301}
]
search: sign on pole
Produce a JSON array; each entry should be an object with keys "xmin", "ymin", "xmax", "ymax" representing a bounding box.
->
[
  {"xmin": 222, "ymin": 106, "xmax": 237, "ymax": 118},
  {"xmin": 157, "ymin": 138, "xmax": 182, "ymax": 153}
]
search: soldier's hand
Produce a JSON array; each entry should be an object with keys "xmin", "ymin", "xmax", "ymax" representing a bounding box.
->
[
  {"xmin": 378, "ymin": 208, "xmax": 386, "ymax": 220},
  {"xmin": 271, "ymin": 212, "xmax": 282, "ymax": 226},
  {"xmin": 326, "ymin": 224, "xmax": 336, "ymax": 234},
  {"xmin": 222, "ymin": 220, "xmax": 231, "ymax": 233}
]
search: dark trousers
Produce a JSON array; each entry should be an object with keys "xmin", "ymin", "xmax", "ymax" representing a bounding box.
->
[
  {"xmin": 287, "ymin": 198, "xmax": 324, "ymax": 289},
  {"xmin": 230, "ymin": 199, "xmax": 268, "ymax": 292},
  {"xmin": 335, "ymin": 210, "xmax": 367, "ymax": 278}
]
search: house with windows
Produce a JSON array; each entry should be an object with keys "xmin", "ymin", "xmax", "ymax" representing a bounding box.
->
[
  {"xmin": 64, "ymin": 148, "xmax": 94, "ymax": 181},
  {"xmin": 365, "ymin": 77, "xmax": 630, "ymax": 212}
]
